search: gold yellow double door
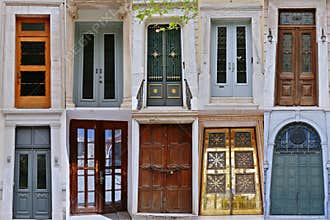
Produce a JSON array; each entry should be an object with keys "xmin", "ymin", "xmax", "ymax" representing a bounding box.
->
[{"xmin": 200, "ymin": 128, "xmax": 263, "ymax": 215}]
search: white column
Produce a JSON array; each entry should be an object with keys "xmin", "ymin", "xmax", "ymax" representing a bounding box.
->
[
  {"xmin": 65, "ymin": 4, "xmax": 76, "ymax": 108},
  {"xmin": 121, "ymin": 8, "xmax": 132, "ymax": 109},
  {"xmin": 192, "ymin": 119, "xmax": 199, "ymax": 215},
  {"xmin": 0, "ymin": 122, "xmax": 15, "ymax": 220},
  {"xmin": 131, "ymin": 119, "xmax": 139, "ymax": 215},
  {"xmin": 50, "ymin": 122, "xmax": 65, "ymax": 220}
]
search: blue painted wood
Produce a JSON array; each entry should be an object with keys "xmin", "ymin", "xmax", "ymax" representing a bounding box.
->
[
  {"xmin": 211, "ymin": 20, "xmax": 252, "ymax": 97},
  {"xmin": 14, "ymin": 127, "xmax": 51, "ymax": 219},
  {"xmin": 74, "ymin": 22, "xmax": 123, "ymax": 107}
]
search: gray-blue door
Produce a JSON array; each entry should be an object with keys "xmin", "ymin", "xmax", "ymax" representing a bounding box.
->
[
  {"xmin": 14, "ymin": 127, "xmax": 51, "ymax": 219},
  {"xmin": 74, "ymin": 22, "xmax": 123, "ymax": 107},
  {"xmin": 270, "ymin": 123, "xmax": 324, "ymax": 215},
  {"xmin": 211, "ymin": 21, "xmax": 252, "ymax": 97}
]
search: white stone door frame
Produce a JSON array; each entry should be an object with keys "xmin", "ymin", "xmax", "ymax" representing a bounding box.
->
[
  {"xmin": 0, "ymin": 112, "xmax": 66, "ymax": 220},
  {"xmin": 264, "ymin": 0, "xmax": 329, "ymax": 109},
  {"xmin": 199, "ymin": 7, "xmax": 264, "ymax": 108}
]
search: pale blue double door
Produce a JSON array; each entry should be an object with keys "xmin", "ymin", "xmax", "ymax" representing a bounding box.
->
[{"xmin": 211, "ymin": 21, "xmax": 253, "ymax": 97}]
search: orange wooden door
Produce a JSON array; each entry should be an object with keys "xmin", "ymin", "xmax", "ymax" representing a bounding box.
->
[{"xmin": 138, "ymin": 124, "xmax": 192, "ymax": 213}]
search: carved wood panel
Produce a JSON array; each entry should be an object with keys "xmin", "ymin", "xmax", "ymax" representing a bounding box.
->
[
  {"xmin": 276, "ymin": 27, "xmax": 317, "ymax": 106},
  {"xmin": 138, "ymin": 124, "xmax": 192, "ymax": 213}
]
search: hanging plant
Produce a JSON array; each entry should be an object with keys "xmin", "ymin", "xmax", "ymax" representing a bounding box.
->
[{"xmin": 133, "ymin": 0, "xmax": 198, "ymax": 31}]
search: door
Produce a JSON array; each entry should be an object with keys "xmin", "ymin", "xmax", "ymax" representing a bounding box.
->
[
  {"xmin": 147, "ymin": 25, "xmax": 183, "ymax": 106},
  {"xmin": 138, "ymin": 124, "xmax": 192, "ymax": 213},
  {"xmin": 276, "ymin": 10, "xmax": 317, "ymax": 106},
  {"xmin": 75, "ymin": 22, "xmax": 123, "ymax": 107},
  {"xmin": 70, "ymin": 120, "xmax": 127, "ymax": 214},
  {"xmin": 14, "ymin": 127, "xmax": 51, "ymax": 219},
  {"xmin": 200, "ymin": 128, "xmax": 262, "ymax": 215},
  {"xmin": 15, "ymin": 17, "xmax": 50, "ymax": 108},
  {"xmin": 211, "ymin": 21, "xmax": 252, "ymax": 97},
  {"xmin": 270, "ymin": 123, "xmax": 324, "ymax": 215}
]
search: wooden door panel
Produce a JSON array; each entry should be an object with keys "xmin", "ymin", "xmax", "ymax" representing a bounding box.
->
[
  {"xmin": 276, "ymin": 27, "xmax": 316, "ymax": 106},
  {"xmin": 138, "ymin": 124, "xmax": 192, "ymax": 213},
  {"xmin": 276, "ymin": 29, "xmax": 296, "ymax": 106},
  {"xmin": 70, "ymin": 120, "xmax": 127, "ymax": 214}
]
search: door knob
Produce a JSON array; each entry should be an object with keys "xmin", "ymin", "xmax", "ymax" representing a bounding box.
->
[
  {"xmin": 99, "ymin": 69, "xmax": 103, "ymax": 83},
  {"xmin": 99, "ymin": 170, "xmax": 104, "ymax": 185},
  {"xmin": 169, "ymin": 170, "xmax": 174, "ymax": 175}
]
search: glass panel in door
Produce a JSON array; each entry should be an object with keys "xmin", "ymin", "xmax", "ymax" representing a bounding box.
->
[
  {"xmin": 75, "ymin": 127, "xmax": 96, "ymax": 210},
  {"xmin": 82, "ymin": 34, "xmax": 95, "ymax": 100},
  {"xmin": 103, "ymin": 128, "xmax": 124, "ymax": 211},
  {"xmin": 103, "ymin": 34, "xmax": 116, "ymax": 100}
]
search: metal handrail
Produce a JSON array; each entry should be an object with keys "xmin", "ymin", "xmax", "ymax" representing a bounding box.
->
[
  {"xmin": 184, "ymin": 79, "xmax": 193, "ymax": 110},
  {"xmin": 136, "ymin": 79, "xmax": 145, "ymax": 110}
]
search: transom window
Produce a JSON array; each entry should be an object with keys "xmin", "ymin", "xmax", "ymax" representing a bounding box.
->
[
  {"xmin": 279, "ymin": 10, "xmax": 315, "ymax": 25},
  {"xmin": 16, "ymin": 17, "xmax": 50, "ymax": 108}
]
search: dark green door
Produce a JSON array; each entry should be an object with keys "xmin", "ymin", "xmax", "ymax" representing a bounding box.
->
[
  {"xmin": 147, "ymin": 25, "xmax": 182, "ymax": 106},
  {"xmin": 270, "ymin": 123, "xmax": 324, "ymax": 215}
]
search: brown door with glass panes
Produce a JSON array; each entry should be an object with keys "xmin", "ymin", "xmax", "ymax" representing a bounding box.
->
[
  {"xmin": 16, "ymin": 17, "xmax": 50, "ymax": 108},
  {"xmin": 138, "ymin": 124, "xmax": 192, "ymax": 213},
  {"xmin": 70, "ymin": 120, "xmax": 127, "ymax": 214},
  {"xmin": 276, "ymin": 10, "xmax": 317, "ymax": 106},
  {"xmin": 200, "ymin": 128, "xmax": 262, "ymax": 215}
]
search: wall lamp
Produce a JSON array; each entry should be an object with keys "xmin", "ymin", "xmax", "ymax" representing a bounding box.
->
[
  {"xmin": 267, "ymin": 28, "xmax": 273, "ymax": 43},
  {"xmin": 321, "ymin": 28, "xmax": 327, "ymax": 43}
]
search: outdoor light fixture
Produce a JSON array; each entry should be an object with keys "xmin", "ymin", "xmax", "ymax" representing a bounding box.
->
[
  {"xmin": 267, "ymin": 28, "xmax": 273, "ymax": 43},
  {"xmin": 321, "ymin": 28, "xmax": 327, "ymax": 43}
]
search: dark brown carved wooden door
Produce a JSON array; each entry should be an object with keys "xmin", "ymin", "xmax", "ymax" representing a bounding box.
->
[
  {"xmin": 70, "ymin": 120, "xmax": 127, "ymax": 214},
  {"xmin": 138, "ymin": 124, "xmax": 192, "ymax": 213},
  {"xmin": 276, "ymin": 10, "xmax": 317, "ymax": 106}
]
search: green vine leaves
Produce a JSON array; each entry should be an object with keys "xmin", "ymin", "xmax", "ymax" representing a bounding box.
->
[{"xmin": 133, "ymin": 0, "xmax": 198, "ymax": 31}]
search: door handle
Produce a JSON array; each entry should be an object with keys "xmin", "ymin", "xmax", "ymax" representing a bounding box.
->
[
  {"xmin": 99, "ymin": 69, "xmax": 103, "ymax": 83},
  {"xmin": 99, "ymin": 170, "xmax": 104, "ymax": 185},
  {"xmin": 228, "ymin": 62, "xmax": 231, "ymax": 71},
  {"xmin": 232, "ymin": 62, "xmax": 235, "ymax": 72}
]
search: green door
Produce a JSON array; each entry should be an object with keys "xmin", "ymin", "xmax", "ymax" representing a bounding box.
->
[
  {"xmin": 270, "ymin": 123, "xmax": 324, "ymax": 215},
  {"xmin": 147, "ymin": 25, "xmax": 183, "ymax": 106}
]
